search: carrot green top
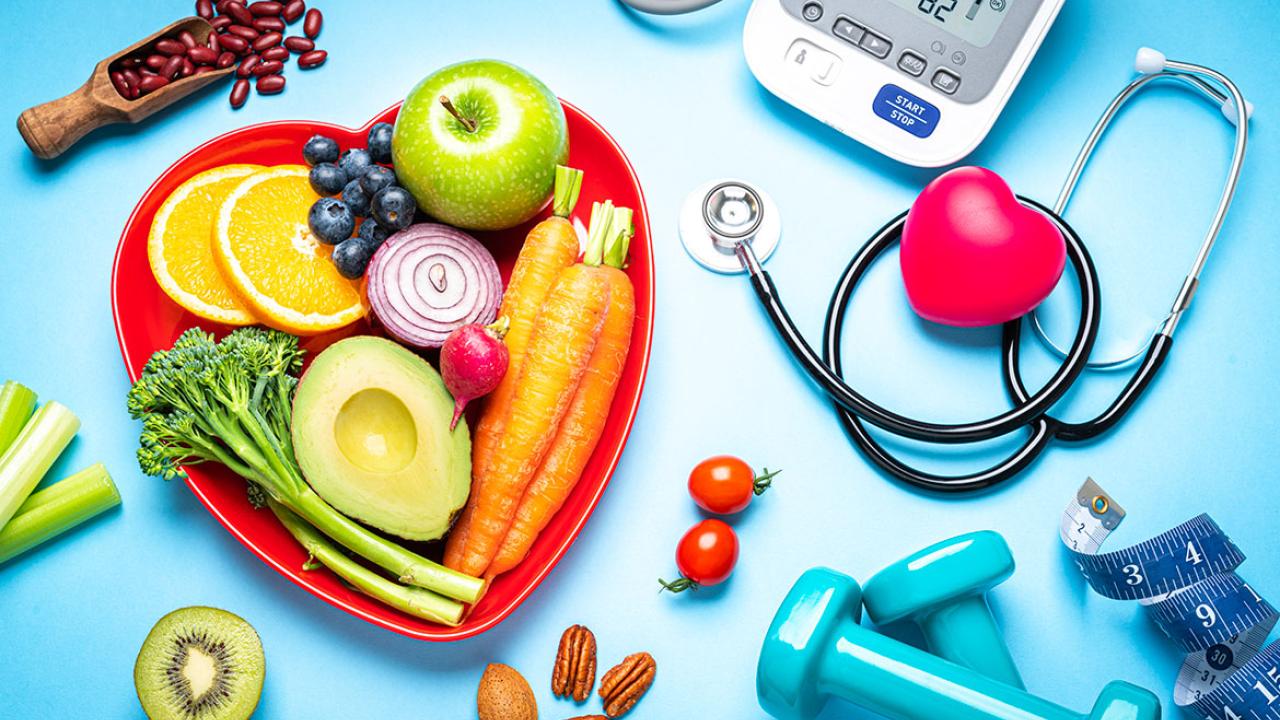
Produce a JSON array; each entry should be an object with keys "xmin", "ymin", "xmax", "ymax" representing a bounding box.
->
[
  {"xmin": 552, "ymin": 165, "xmax": 584, "ymax": 219},
  {"xmin": 583, "ymin": 201, "xmax": 633, "ymax": 271}
]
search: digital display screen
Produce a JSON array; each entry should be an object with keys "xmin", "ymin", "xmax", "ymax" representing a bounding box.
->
[{"xmin": 887, "ymin": 0, "xmax": 1011, "ymax": 47}]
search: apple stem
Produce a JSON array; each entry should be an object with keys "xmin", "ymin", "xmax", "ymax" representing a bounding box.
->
[{"xmin": 439, "ymin": 95, "xmax": 477, "ymax": 133}]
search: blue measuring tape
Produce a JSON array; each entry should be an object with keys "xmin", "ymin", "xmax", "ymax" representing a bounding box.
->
[{"xmin": 1061, "ymin": 479, "xmax": 1280, "ymax": 719}]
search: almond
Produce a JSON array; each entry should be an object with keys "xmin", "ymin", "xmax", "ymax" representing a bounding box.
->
[{"xmin": 477, "ymin": 663, "xmax": 538, "ymax": 720}]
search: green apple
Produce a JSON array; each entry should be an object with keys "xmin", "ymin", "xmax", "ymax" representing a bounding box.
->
[{"xmin": 392, "ymin": 60, "xmax": 569, "ymax": 231}]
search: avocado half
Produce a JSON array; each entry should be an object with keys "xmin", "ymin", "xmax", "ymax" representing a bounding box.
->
[{"xmin": 292, "ymin": 336, "xmax": 470, "ymax": 541}]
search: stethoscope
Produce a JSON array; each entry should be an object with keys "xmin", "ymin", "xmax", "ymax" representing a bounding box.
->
[{"xmin": 680, "ymin": 49, "xmax": 1252, "ymax": 493}]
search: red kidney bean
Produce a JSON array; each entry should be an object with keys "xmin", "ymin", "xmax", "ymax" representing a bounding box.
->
[
  {"xmin": 193, "ymin": 65, "xmax": 216, "ymax": 76},
  {"xmin": 218, "ymin": 34, "xmax": 248, "ymax": 53},
  {"xmin": 120, "ymin": 57, "xmax": 141, "ymax": 69},
  {"xmin": 161, "ymin": 54, "xmax": 184, "ymax": 79},
  {"xmin": 252, "ymin": 32, "xmax": 281, "ymax": 51},
  {"xmin": 196, "ymin": 0, "xmax": 214, "ymax": 18},
  {"xmin": 178, "ymin": 30, "xmax": 197, "ymax": 48},
  {"xmin": 230, "ymin": 77, "xmax": 250, "ymax": 107},
  {"xmin": 283, "ymin": 36, "xmax": 313, "ymax": 53},
  {"xmin": 256, "ymin": 75, "xmax": 285, "ymax": 94},
  {"xmin": 216, "ymin": 51, "xmax": 236, "ymax": 68},
  {"xmin": 224, "ymin": 2, "xmax": 253, "ymax": 24},
  {"xmin": 259, "ymin": 45, "xmax": 287, "ymax": 61},
  {"xmin": 139, "ymin": 74, "xmax": 170, "ymax": 93},
  {"xmin": 188, "ymin": 46, "xmax": 217, "ymax": 64},
  {"xmin": 227, "ymin": 24, "xmax": 259, "ymax": 40},
  {"xmin": 210, "ymin": 16, "xmax": 232, "ymax": 30},
  {"xmin": 122, "ymin": 68, "xmax": 141, "ymax": 87},
  {"xmin": 145, "ymin": 54, "xmax": 168, "ymax": 70},
  {"xmin": 253, "ymin": 16, "xmax": 285, "ymax": 32},
  {"xmin": 155, "ymin": 38, "xmax": 186, "ymax": 55},
  {"xmin": 296, "ymin": 49, "xmax": 326, "ymax": 69},
  {"xmin": 282, "ymin": 0, "xmax": 304, "ymax": 22},
  {"xmin": 207, "ymin": 33, "xmax": 220, "ymax": 52},
  {"xmin": 110, "ymin": 70, "xmax": 131, "ymax": 97},
  {"xmin": 181, "ymin": 57, "xmax": 196, "ymax": 76},
  {"xmin": 253, "ymin": 60, "xmax": 284, "ymax": 76},
  {"xmin": 237, "ymin": 54, "xmax": 260, "ymax": 76},
  {"xmin": 303, "ymin": 8, "xmax": 321, "ymax": 38},
  {"xmin": 249, "ymin": 1, "xmax": 284, "ymax": 15}
]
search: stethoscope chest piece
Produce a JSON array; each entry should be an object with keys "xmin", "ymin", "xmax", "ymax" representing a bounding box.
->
[{"xmin": 680, "ymin": 178, "xmax": 781, "ymax": 274}]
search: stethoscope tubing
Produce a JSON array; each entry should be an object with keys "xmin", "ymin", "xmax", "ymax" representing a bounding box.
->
[{"xmin": 744, "ymin": 199, "xmax": 1099, "ymax": 446}]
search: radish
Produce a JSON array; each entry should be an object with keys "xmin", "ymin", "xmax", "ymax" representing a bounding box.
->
[{"xmin": 440, "ymin": 318, "xmax": 510, "ymax": 431}]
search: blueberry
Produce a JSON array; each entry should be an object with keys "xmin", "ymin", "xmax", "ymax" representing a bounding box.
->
[
  {"xmin": 308, "ymin": 198, "xmax": 355, "ymax": 245},
  {"xmin": 359, "ymin": 166, "xmax": 397, "ymax": 196},
  {"xmin": 341, "ymin": 179, "xmax": 371, "ymax": 217},
  {"xmin": 332, "ymin": 236, "xmax": 377, "ymax": 279},
  {"xmin": 357, "ymin": 219, "xmax": 391, "ymax": 249},
  {"xmin": 338, "ymin": 148, "xmax": 375, "ymax": 179},
  {"xmin": 367, "ymin": 122, "xmax": 394, "ymax": 163},
  {"xmin": 371, "ymin": 186, "xmax": 417, "ymax": 231},
  {"xmin": 308, "ymin": 162, "xmax": 347, "ymax": 196},
  {"xmin": 302, "ymin": 134, "xmax": 340, "ymax": 165}
]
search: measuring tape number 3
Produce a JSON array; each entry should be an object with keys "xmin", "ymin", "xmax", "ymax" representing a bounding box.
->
[{"xmin": 1061, "ymin": 479, "xmax": 1280, "ymax": 719}]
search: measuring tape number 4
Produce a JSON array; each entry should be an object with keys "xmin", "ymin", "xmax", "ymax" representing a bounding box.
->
[{"xmin": 1061, "ymin": 478, "xmax": 1280, "ymax": 719}]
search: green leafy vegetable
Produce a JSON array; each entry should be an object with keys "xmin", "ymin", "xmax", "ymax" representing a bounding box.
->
[
  {"xmin": 0, "ymin": 463, "xmax": 120, "ymax": 564},
  {"xmin": 0, "ymin": 400, "xmax": 80, "ymax": 530},
  {"xmin": 127, "ymin": 327, "xmax": 484, "ymax": 605}
]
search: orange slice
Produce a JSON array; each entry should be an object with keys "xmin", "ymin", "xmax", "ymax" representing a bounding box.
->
[
  {"xmin": 148, "ymin": 164, "xmax": 262, "ymax": 325},
  {"xmin": 213, "ymin": 165, "xmax": 367, "ymax": 335}
]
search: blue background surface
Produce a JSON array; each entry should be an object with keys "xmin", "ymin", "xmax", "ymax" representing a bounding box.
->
[{"xmin": 1, "ymin": 1, "xmax": 1276, "ymax": 717}]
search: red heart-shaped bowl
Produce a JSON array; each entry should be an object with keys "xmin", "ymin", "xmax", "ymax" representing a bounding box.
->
[{"xmin": 111, "ymin": 101, "xmax": 653, "ymax": 640}]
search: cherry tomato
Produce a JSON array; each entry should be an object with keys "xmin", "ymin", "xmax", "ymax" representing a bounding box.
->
[
  {"xmin": 661, "ymin": 519, "xmax": 739, "ymax": 593},
  {"xmin": 687, "ymin": 455, "xmax": 779, "ymax": 514}
]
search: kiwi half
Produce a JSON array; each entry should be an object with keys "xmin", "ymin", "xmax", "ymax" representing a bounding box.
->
[{"xmin": 133, "ymin": 606, "xmax": 265, "ymax": 720}]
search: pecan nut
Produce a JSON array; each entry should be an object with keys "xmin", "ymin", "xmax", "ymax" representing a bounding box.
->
[
  {"xmin": 597, "ymin": 652, "xmax": 656, "ymax": 718},
  {"xmin": 552, "ymin": 624, "xmax": 597, "ymax": 702}
]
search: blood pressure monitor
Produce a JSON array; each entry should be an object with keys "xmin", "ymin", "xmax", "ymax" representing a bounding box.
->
[{"xmin": 744, "ymin": 0, "xmax": 1064, "ymax": 166}]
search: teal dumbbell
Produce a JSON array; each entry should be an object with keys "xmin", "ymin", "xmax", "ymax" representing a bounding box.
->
[
  {"xmin": 756, "ymin": 567, "xmax": 1161, "ymax": 720},
  {"xmin": 862, "ymin": 530, "xmax": 1024, "ymax": 688}
]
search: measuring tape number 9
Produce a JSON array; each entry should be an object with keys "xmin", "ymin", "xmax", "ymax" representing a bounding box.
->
[{"xmin": 1061, "ymin": 479, "xmax": 1280, "ymax": 720}]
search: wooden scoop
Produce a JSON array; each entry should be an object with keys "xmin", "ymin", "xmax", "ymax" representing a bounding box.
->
[{"xmin": 17, "ymin": 17, "xmax": 234, "ymax": 160}]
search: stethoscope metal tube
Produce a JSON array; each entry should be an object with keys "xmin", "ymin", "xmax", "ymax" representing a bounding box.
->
[
  {"xmin": 1032, "ymin": 53, "xmax": 1250, "ymax": 368},
  {"xmin": 691, "ymin": 49, "xmax": 1250, "ymax": 493}
]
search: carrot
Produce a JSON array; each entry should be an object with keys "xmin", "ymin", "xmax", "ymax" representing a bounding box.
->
[
  {"xmin": 449, "ymin": 264, "xmax": 612, "ymax": 576},
  {"xmin": 445, "ymin": 166, "xmax": 583, "ymax": 569},
  {"xmin": 487, "ymin": 206, "xmax": 636, "ymax": 577}
]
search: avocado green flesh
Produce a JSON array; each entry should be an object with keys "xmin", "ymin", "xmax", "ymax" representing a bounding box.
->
[{"xmin": 292, "ymin": 336, "xmax": 471, "ymax": 541}]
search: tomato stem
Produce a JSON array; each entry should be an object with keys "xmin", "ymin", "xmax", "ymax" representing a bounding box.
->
[
  {"xmin": 658, "ymin": 576, "xmax": 699, "ymax": 594},
  {"xmin": 753, "ymin": 467, "xmax": 781, "ymax": 496}
]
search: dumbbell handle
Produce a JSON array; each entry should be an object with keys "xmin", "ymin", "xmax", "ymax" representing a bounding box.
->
[
  {"xmin": 917, "ymin": 596, "xmax": 1024, "ymax": 689},
  {"xmin": 820, "ymin": 620, "xmax": 1157, "ymax": 720}
]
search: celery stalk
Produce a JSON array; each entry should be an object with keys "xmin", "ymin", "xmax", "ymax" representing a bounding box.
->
[
  {"xmin": 269, "ymin": 501, "xmax": 467, "ymax": 626},
  {"xmin": 0, "ymin": 463, "xmax": 120, "ymax": 564},
  {"xmin": 0, "ymin": 401, "xmax": 80, "ymax": 530},
  {"xmin": 0, "ymin": 381, "xmax": 37, "ymax": 456}
]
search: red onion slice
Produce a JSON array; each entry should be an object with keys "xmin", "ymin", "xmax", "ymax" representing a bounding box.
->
[{"xmin": 367, "ymin": 223, "xmax": 502, "ymax": 349}]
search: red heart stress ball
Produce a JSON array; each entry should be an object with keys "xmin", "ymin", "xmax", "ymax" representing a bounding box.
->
[{"xmin": 900, "ymin": 167, "xmax": 1066, "ymax": 327}]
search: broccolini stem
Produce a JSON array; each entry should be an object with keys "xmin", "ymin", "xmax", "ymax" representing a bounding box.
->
[
  {"xmin": 270, "ymin": 501, "xmax": 465, "ymax": 626},
  {"xmin": 230, "ymin": 407, "xmax": 302, "ymax": 495},
  {"xmin": 288, "ymin": 486, "xmax": 485, "ymax": 604}
]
